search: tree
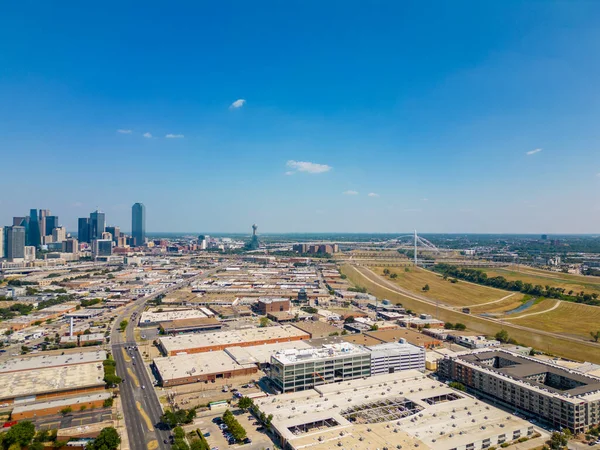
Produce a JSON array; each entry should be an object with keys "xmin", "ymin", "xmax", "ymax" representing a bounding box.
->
[
  {"xmin": 590, "ymin": 331, "xmax": 600, "ymax": 343},
  {"xmin": 344, "ymin": 316, "xmax": 355, "ymax": 323},
  {"xmin": 238, "ymin": 396, "xmax": 254, "ymax": 410},
  {"xmin": 383, "ymin": 269, "xmax": 390, "ymax": 276},
  {"xmin": 369, "ymin": 324, "xmax": 379, "ymax": 331},
  {"xmin": 390, "ymin": 273, "xmax": 398, "ymax": 279},
  {"xmin": 449, "ymin": 381, "xmax": 466, "ymax": 391},
  {"xmin": 60, "ymin": 406, "xmax": 72, "ymax": 416},
  {"xmin": 422, "ymin": 284, "xmax": 430, "ymax": 292},
  {"xmin": 259, "ymin": 317, "xmax": 269, "ymax": 328},
  {"xmin": 30, "ymin": 441, "xmax": 45, "ymax": 450},
  {"xmin": 495, "ymin": 329, "xmax": 510, "ymax": 343},
  {"xmin": 5, "ymin": 421, "xmax": 35, "ymax": 447},
  {"xmin": 454, "ymin": 323, "xmax": 466, "ymax": 331},
  {"xmin": 119, "ymin": 320, "xmax": 128, "ymax": 332},
  {"xmin": 444, "ymin": 322, "xmax": 455, "ymax": 330},
  {"xmin": 103, "ymin": 397, "xmax": 114, "ymax": 408},
  {"xmin": 86, "ymin": 427, "xmax": 121, "ymax": 450},
  {"xmin": 549, "ymin": 431, "xmax": 569, "ymax": 450}
]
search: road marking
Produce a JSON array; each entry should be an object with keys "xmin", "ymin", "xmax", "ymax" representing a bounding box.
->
[
  {"xmin": 136, "ymin": 401, "xmax": 154, "ymax": 431},
  {"xmin": 147, "ymin": 440, "xmax": 158, "ymax": 450},
  {"xmin": 127, "ymin": 368, "xmax": 140, "ymax": 387},
  {"xmin": 122, "ymin": 348, "xmax": 131, "ymax": 363}
]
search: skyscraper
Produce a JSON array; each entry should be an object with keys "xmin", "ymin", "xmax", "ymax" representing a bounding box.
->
[
  {"xmin": 45, "ymin": 215, "xmax": 59, "ymax": 236},
  {"xmin": 27, "ymin": 209, "xmax": 41, "ymax": 248},
  {"xmin": 90, "ymin": 210, "xmax": 105, "ymax": 241},
  {"xmin": 12, "ymin": 217, "xmax": 26, "ymax": 227},
  {"xmin": 105, "ymin": 226, "xmax": 120, "ymax": 242},
  {"xmin": 78, "ymin": 217, "xmax": 90, "ymax": 243},
  {"xmin": 6, "ymin": 226, "xmax": 26, "ymax": 261},
  {"xmin": 38, "ymin": 209, "xmax": 50, "ymax": 240},
  {"xmin": 132, "ymin": 203, "xmax": 146, "ymax": 246},
  {"xmin": 0, "ymin": 227, "xmax": 4, "ymax": 259}
]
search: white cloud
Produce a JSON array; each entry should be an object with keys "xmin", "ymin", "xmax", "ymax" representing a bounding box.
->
[
  {"xmin": 117, "ymin": 129, "xmax": 132, "ymax": 134},
  {"xmin": 143, "ymin": 132, "xmax": 152, "ymax": 138},
  {"xmin": 285, "ymin": 171, "xmax": 295, "ymax": 176},
  {"xmin": 367, "ymin": 193, "xmax": 379, "ymax": 197},
  {"xmin": 165, "ymin": 134, "xmax": 184, "ymax": 139},
  {"xmin": 343, "ymin": 190, "xmax": 359, "ymax": 195},
  {"xmin": 596, "ymin": 172, "xmax": 600, "ymax": 177},
  {"xmin": 71, "ymin": 201, "xmax": 83, "ymax": 207},
  {"xmin": 286, "ymin": 160, "xmax": 332, "ymax": 174},
  {"xmin": 422, "ymin": 198, "xmax": 429, "ymax": 202},
  {"xmin": 526, "ymin": 148, "xmax": 542, "ymax": 155},
  {"xmin": 230, "ymin": 99, "xmax": 246, "ymax": 109}
]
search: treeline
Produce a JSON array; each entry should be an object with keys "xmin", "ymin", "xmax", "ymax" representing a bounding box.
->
[{"xmin": 433, "ymin": 264, "xmax": 600, "ymax": 306}]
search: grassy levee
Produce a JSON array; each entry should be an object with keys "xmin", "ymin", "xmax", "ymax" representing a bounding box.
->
[
  {"xmin": 483, "ymin": 267, "xmax": 600, "ymax": 297},
  {"xmin": 341, "ymin": 264, "xmax": 600, "ymax": 363}
]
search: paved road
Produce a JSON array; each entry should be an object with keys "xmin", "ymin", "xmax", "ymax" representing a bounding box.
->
[{"xmin": 110, "ymin": 268, "xmax": 220, "ymax": 450}]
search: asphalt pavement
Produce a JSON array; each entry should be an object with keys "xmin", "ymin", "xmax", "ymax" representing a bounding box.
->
[{"xmin": 110, "ymin": 268, "xmax": 220, "ymax": 450}]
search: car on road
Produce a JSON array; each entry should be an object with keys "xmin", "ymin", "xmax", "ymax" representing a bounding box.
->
[{"xmin": 203, "ymin": 432, "xmax": 210, "ymax": 437}]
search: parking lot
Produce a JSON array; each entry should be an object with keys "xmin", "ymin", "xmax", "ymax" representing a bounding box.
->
[{"xmin": 190, "ymin": 410, "xmax": 274, "ymax": 450}]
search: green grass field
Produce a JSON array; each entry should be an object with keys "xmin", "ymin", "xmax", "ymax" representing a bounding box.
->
[
  {"xmin": 372, "ymin": 266, "xmax": 506, "ymax": 307},
  {"xmin": 341, "ymin": 264, "xmax": 600, "ymax": 363},
  {"xmin": 483, "ymin": 266, "xmax": 600, "ymax": 297},
  {"xmin": 506, "ymin": 302, "xmax": 600, "ymax": 341}
]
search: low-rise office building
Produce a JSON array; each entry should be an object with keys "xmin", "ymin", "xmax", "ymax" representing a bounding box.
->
[
  {"xmin": 256, "ymin": 297, "xmax": 291, "ymax": 315},
  {"xmin": 270, "ymin": 342, "xmax": 371, "ymax": 393},
  {"xmin": 366, "ymin": 340, "xmax": 426, "ymax": 375},
  {"xmin": 438, "ymin": 349, "xmax": 600, "ymax": 433}
]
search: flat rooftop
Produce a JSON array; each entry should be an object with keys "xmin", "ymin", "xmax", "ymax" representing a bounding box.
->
[
  {"xmin": 12, "ymin": 392, "xmax": 111, "ymax": 414},
  {"xmin": 159, "ymin": 325, "xmax": 310, "ymax": 354},
  {"xmin": 0, "ymin": 350, "xmax": 106, "ymax": 374},
  {"xmin": 225, "ymin": 340, "xmax": 314, "ymax": 365},
  {"xmin": 272, "ymin": 342, "xmax": 369, "ymax": 365},
  {"xmin": 255, "ymin": 370, "xmax": 543, "ymax": 450},
  {"xmin": 290, "ymin": 321, "xmax": 340, "ymax": 338},
  {"xmin": 159, "ymin": 317, "xmax": 221, "ymax": 330},
  {"xmin": 140, "ymin": 309, "xmax": 207, "ymax": 324},
  {"xmin": 154, "ymin": 351, "xmax": 257, "ymax": 382},
  {"xmin": 457, "ymin": 350, "xmax": 600, "ymax": 397},
  {"xmin": 0, "ymin": 362, "xmax": 105, "ymax": 401}
]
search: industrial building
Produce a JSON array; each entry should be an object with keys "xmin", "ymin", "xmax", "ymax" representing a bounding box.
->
[
  {"xmin": 159, "ymin": 317, "xmax": 222, "ymax": 335},
  {"xmin": 438, "ymin": 349, "xmax": 600, "ymax": 433},
  {"xmin": 0, "ymin": 362, "xmax": 105, "ymax": 404},
  {"xmin": 139, "ymin": 308, "xmax": 207, "ymax": 326},
  {"xmin": 11, "ymin": 392, "xmax": 112, "ymax": 420},
  {"xmin": 153, "ymin": 351, "xmax": 258, "ymax": 386},
  {"xmin": 255, "ymin": 370, "xmax": 541, "ymax": 450},
  {"xmin": 0, "ymin": 350, "xmax": 106, "ymax": 373},
  {"xmin": 270, "ymin": 342, "xmax": 372, "ymax": 393},
  {"xmin": 366, "ymin": 340, "xmax": 426, "ymax": 375},
  {"xmin": 158, "ymin": 324, "xmax": 310, "ymax": 356}
]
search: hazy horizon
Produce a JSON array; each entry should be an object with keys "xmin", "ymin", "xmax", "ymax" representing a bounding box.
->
[{"xmin": 1, "ymin": 2, "xmax": 599, "ymax": 233}]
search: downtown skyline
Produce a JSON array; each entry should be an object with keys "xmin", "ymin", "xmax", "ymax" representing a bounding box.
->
[{"xmin": 1, "ymin": 2, "xmax": 600, "ymax": 233}]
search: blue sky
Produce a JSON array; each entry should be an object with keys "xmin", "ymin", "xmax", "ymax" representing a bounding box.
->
[{"xmin": 1, "ymin": 1, "xmax": 600, "ymax": 233}]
